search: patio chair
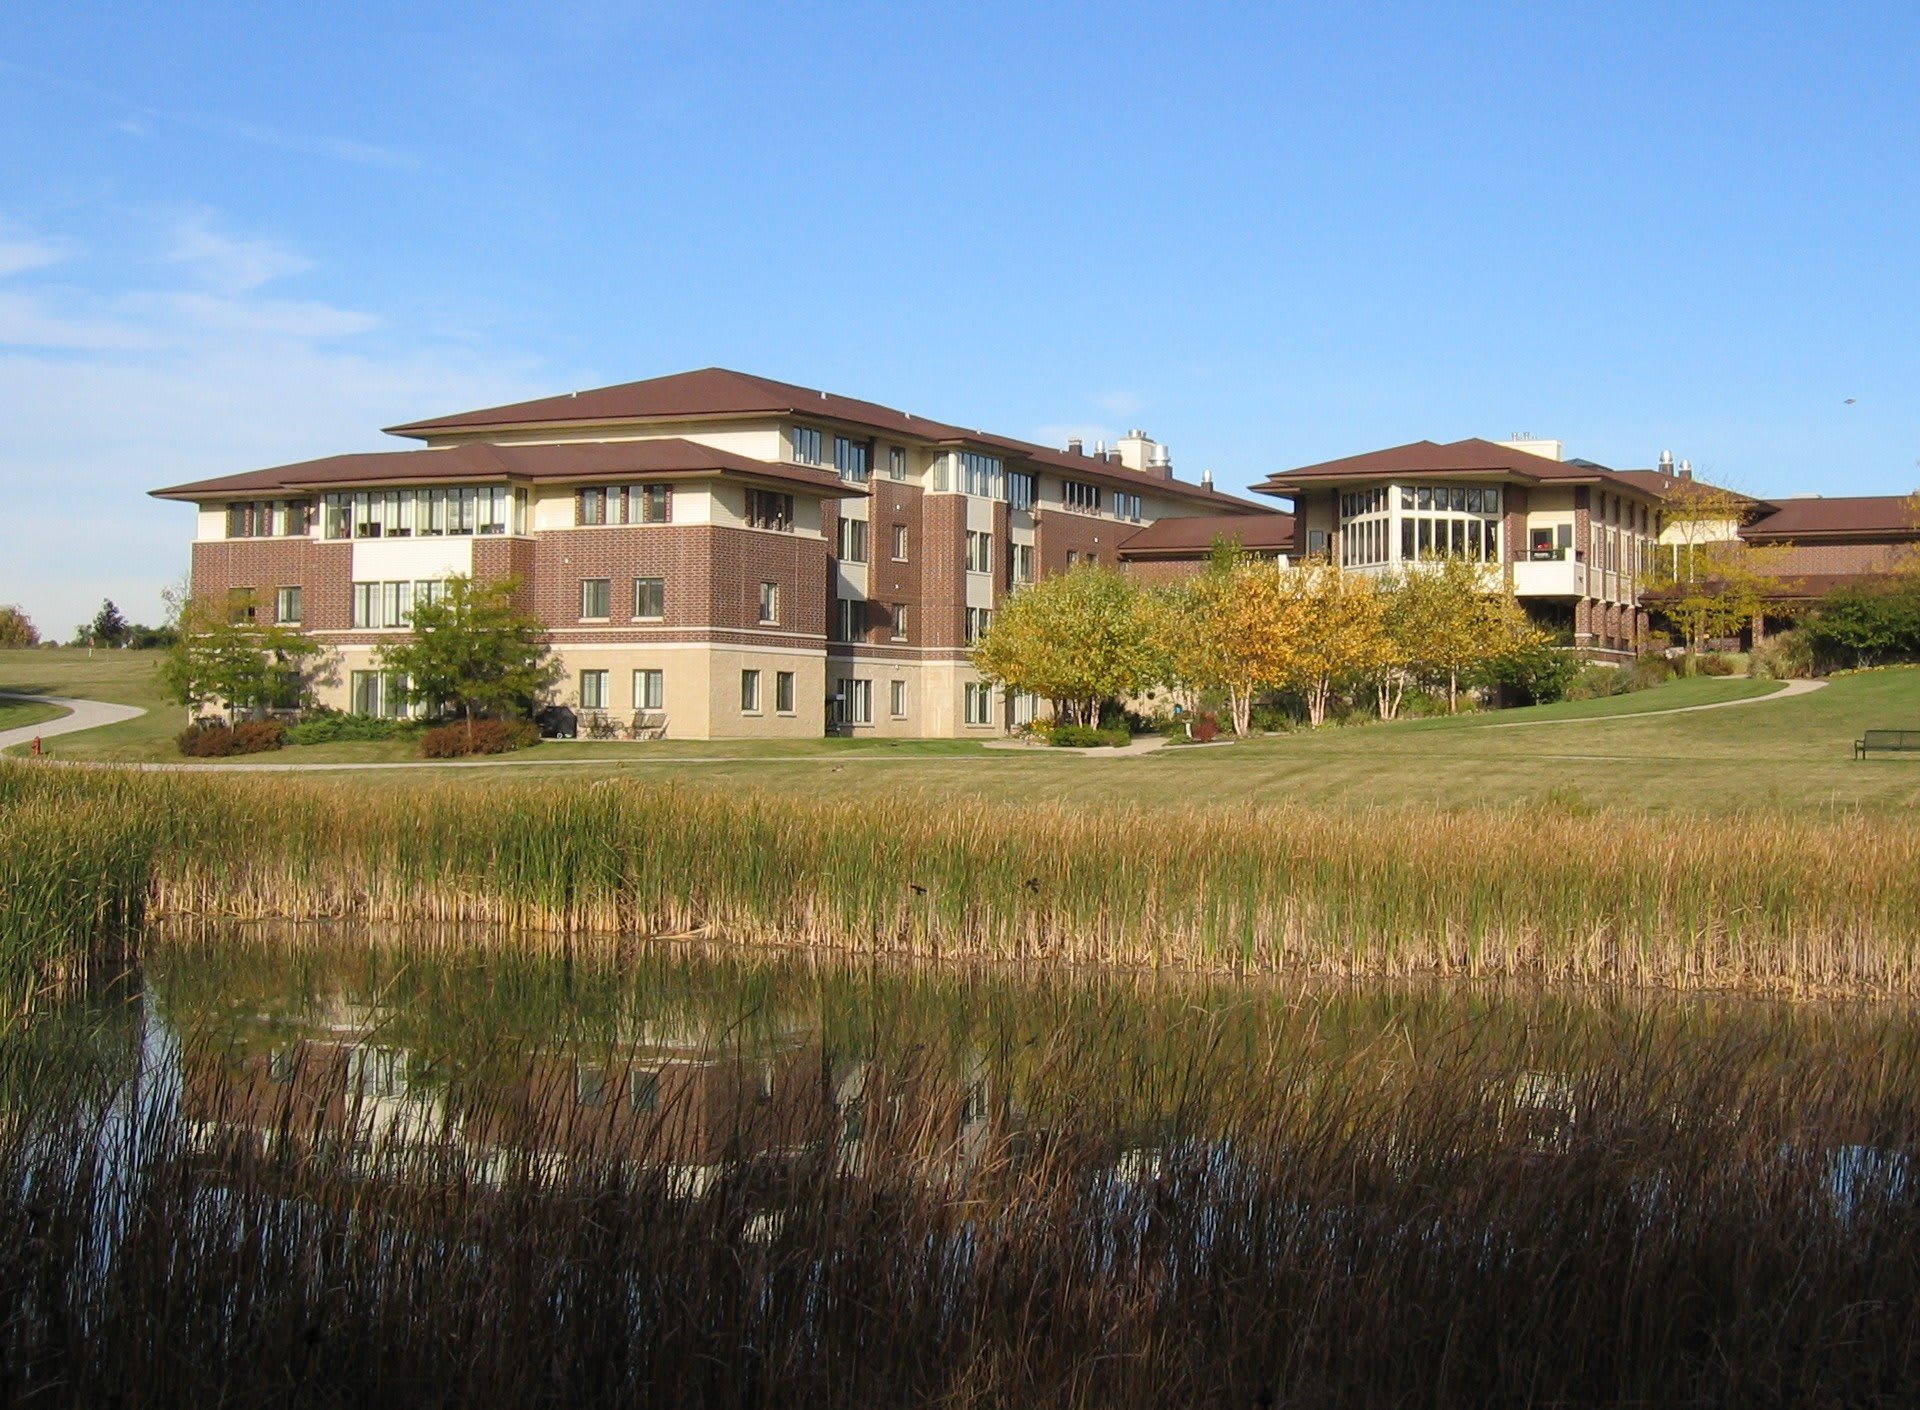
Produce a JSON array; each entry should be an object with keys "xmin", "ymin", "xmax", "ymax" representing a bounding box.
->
[{"xmin": 629, "ymin": 710, "xmax": 669, "ymax": 741}]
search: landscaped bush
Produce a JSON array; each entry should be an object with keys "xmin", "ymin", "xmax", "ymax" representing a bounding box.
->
[
  {"xmin": 420, "ymin": 718, "xmax": 539, "ymax": 758},
  {"xmin": 1751, "ymin": 629, "xmax": 1814, "ymax": 680},
  {"xmin": 284, "ymin": 712, "xmax": 416, "ymax": 746},
  {"xmin": 1695, "ymin": 652, "xmax": 1738, "ymax": 677},
  {"xmin": 1246, "ymin": 704, "xmax": 1293, "ymax": 733},
  {"xmin": 1480, "ymin": 638, "xmax": 1579, "ymax": 706},
  {"xmin": 175, "ymin": 720, "xmax": 286, "ymax": 758},
  {"xmin": 1044, "ymin": 722, "xmax": 1130, "ymax": 748},
  {"xmin": 1564, "ymin": 664, "xmax": 1626, "ymax": 702},
  {"xmin": 1626, "ymin": 652, "xmax": 1676, "ymax": 691}
]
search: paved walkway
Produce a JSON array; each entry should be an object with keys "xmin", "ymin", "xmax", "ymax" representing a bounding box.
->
[
  {"xmin": 1480, "ymin": 677, "xmax": 1826, "ymax": 729},
  {"xmin": 0, "ymin": 693, "xmax": 146, "ymax": 752}
]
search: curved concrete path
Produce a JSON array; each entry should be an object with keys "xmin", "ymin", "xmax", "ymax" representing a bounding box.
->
[
  {"xmin": 1481, "ymin": 676, "xmax": 1826, "ymax": 729},
  {"xmin": 0, "ymin": 692, "xmax": 146, "ymax": 752}
]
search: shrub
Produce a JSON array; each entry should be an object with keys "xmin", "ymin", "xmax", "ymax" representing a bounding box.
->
[
  {"xmin": 1751, "ymin": 630, "xmax": 1814, "ymax": 680},
  {"xmin": 1563, "ymin": 664, "xmax": 1626, "ymax": 702},
  {"xmin": 1246, "ymin": 704, "xmax": 1292, "ymax": 733},
  {"xmin": 1191, "ymin": 711, "xmax": 1220, "ymax": 743},
  {"xmin": 1481, "ymin": 640, "xmax": 1580, "ymax": 706},
  {"xmin": 1626, "ymin": 653, "xmax": 1675, "ymax": 691},
  {"xmin": 1696, "ymin": 653, "xmax": 1738, "ymax": 677},
  {"xmin": 175, "ymin": 720, "xmax": 286, "ymax": 758},
  {"xmin": 1045, "ymin": 723, "xmax": 1129, "ymax": 748},
  {"xmin": 420, "ymin": 718, "xmax": 539, "ymax": 759},
  {"xmin": 284, "ymin": 712, "xmax": 415, "ymax": 746}
]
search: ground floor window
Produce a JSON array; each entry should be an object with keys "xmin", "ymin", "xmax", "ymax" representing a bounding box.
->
[
  {"xmin": 889, "ymin": 679, "xmax": 907, "ymax": 718},
  {"xmin": 835, "ymin": 677, "xmax": 871, "ymax": 726},
  {"xmin": 349, "ymin": 671, "xmax": 410, "ymax": 720},
  {"xmin": 741, "ymin": 670, "xmax": 761, "ymax": 713},
  {"xmin": 579, "ymin": 670, "xmax": 610, "ymax": 711},
  {"xmin": 1012, "ymin": 690, "xmax": 1037, "ymax": 726},
  {"xmin": 775, "ymin": 671, "xmax": 795, "ymax": 714},
  {"xmin": 633, "ymin": 669, "xmax": 663, "ymax": 710},
  {"xmin": 964, "ymin": 682, "xmax": 994, "ymax": 726}
]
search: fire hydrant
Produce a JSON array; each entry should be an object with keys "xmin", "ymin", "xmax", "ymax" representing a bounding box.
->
[{"xmin": 30, "ymin": 736, "xmax": 41, "ymax": 757}]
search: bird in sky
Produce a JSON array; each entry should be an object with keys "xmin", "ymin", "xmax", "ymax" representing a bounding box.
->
[{"xmin": 1844, "ymin": 397, "xmax": 1858, "ymax": 405}]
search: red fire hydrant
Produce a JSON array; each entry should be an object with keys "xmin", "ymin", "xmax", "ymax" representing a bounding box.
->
[{"xmin": 30, "ymin": 736, "xmax": 41, "ymax": 757}]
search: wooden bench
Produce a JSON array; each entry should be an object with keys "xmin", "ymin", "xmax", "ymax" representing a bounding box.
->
[
  {"xmin": 1855, "ymin": 729, "xmax": 1920, "ymax": 758},
  {"xmin": 627, "ymin": 710, "xmax": 668, "ymax": 741}
]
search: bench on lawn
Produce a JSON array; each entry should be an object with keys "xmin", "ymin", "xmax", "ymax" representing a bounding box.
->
[{"xmin": 1855, "ymin": 729, "xmax": 1920, "ymax": 758}]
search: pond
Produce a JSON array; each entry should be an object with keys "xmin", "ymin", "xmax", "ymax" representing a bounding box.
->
[{"xmin": 10, "ymin": 922, "xmax": 1920, "ymax": 1407}]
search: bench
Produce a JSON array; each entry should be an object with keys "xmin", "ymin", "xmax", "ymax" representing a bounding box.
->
[
  {"xmin": 628, "ymin": 710, "xmax": 668, "ymax": 741},
  {"xmin": 1855, "ymin": 729, "xmax": 1920, "ymax": 758}
]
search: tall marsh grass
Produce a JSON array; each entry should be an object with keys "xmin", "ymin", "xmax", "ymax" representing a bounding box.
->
[{"xmin": 4, "ymin": 762, "xmax": 1920, "ymax": 996}]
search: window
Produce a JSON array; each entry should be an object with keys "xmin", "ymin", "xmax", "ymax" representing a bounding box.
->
[
  {"xmin": 350, "ymin": 671, "xmax": 410, "ymax": 719},
  {"xmin": 740, "ymin": 669, "xmax": 762, "ymax": 713},
  {"xmin": 577, "ymin": 488, "xmax": 607, "ymax": 526},
  {"xmin": 580, "ymin": 670, "xmax": 610, "ymax": 710},
  {"xmin": 382, "ymin": 580, "xmax": 413, "ymax": 628},
  {"xmin": 746, "ymin": 489, "xmax": 794, "ymax": 531},
  {"xmin": 629, "ymin": 1071, "xmax": 661, "ymax": 1113},
  {"xmin": 791, "ymin": 426, "xmax": 823, "ymax": 465},
  {"xmin": 964, "ymin": 682, "xmax": 993, "ymax": 726},
  {"xmin": 325, "ymin": 486, "xmax": 508, "ymax": 540},
  {"xmin": 835, "ymin": 677, "xmax": 872, "ymax": 726},
  {"xmin": 1065, "ymin": 550, "xmax": 1078, "ymax": 568},
  {"xmin": 834, "ymin": 436, "xmax": 870, "ymax": 483},
  {"xmin": 837, "ymin": 517, "xmax": 868, "ymax": 563},
  {"xmin": 931, "ymin": 454, "xmax": 951, "ymax": 492},
  {"xmin": 959, "ymin": 451, "xmax": 1001, "ymax": 498},
  {"xmin": 966, "ymin": 531, "xmax": 992, "ymax": 574},
  {"xmin": 414, "ymin": 579, "xmax": 448, "ymax": 611},
  {"xmin": 633, "ymin": 669, "xmax": 663, "ymax": 710},
  {"xmin": 226, "ymin": 499, "xmax": 311, "ymax": 538},
  {"xmin": 891, "ymin": 524, "xmax": 909, "ymax": 561},
  {"xmin": 1010, "ymin": 543, "xmax": 1036, "ymax": 586},
  {"xmin": 634, "ymin": 577, "xmax": 665, "ymax": 619},
  {"xmin": 832, "ymin": 597, "xmax": 868, "ymax": 643},
  {"xmin": 759, "ymin": 581, "xmax": 779, "ymax": 624},
  {"xmin": 775, "ymin": 671, "xmax": 795, "ymax": 714},
  {"xmin": 1007, "ymin": 471, "xmax": 1037, "ymax": 511},
  {"xmin": 352, "ymin": 582, "xmax": 377, "ymax": 628},
  {"xmin": 625, "ymin": 483, "xmax": 671, "ymax": 524},
  {"xmin": 890, "ymin": 603, "xmax": 908, "ymax": 641},
  {"xmin": 1113, "ymin": 491, "xmax": 1143, "ymax": 522},
  {"xmin": 1394, "ymin": 482, "xmax": 1503, "ymax": 564},
  {"xmin": 580, "ymin": 578, "xmax": 611, "ymax": 620},
  {"xmin": 887, "ymin": 446, "xmax": 906, "ymax": 481},
  {"xmin": 889, "ymin": 680, "xmax": 907, "ymax": 718},
  {"xmin": 227, "ymin": 588, "xmax": 257, "ymax": 624},
  {"xmin": 1063, "ymin": 479, "xmax": 1101, "ymax": 512},
  {"xmin": 965, "ymin": 607, "xmax": 993, "ymax": 643},
  {"xmin": 274, "ymin": 586, "xmax": 301, "ymax": 625}
]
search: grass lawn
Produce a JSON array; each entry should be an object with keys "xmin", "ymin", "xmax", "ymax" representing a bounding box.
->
[
  {"xmin": 6, "ymin": 645, "xmax": 1919, "ymax": 812},
  {"xmin": 0, "ymin": 698, "xmax": 67, "ymax": 733}
]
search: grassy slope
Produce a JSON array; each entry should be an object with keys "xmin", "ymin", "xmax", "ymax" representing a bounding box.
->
[
  {"xmin": 0, "ymin": 698, "xmax": 67, "ymax": 732},
  {"xmin": 6, "ymin": 646, "xmax": 1919, "ymax": 813}
]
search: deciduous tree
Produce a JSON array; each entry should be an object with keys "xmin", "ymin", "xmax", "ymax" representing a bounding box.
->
[
  {"xmin": 0, "ymin": 606, "xmax": 38, "ymax": 648},
  {"xmin": 972, "ymin": 564, "xmax": 1158, "ymax": 726},
  {"xmin": 1155, "ymin": 541, "xmax": 1299, "ymax": 736},
  {"xmin": 375, "ymin": 574, "xmax": 557, "ymax": 744},
  {"xmin": 159, "ymin": 594, "xmax": 325, "ymax": 720},
  {"xmin": 1640, "ymin": 540, "xmax": 1784, "ymax": 659},
  {"xmin": 1281, "ymin": 563, "xmax": 1390, "ymax": 727}
]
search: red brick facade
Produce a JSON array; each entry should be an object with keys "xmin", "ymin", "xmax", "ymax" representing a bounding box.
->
[
  {"xmin": 190, "ymin": 537, "xmax": 352, "ymax": 628},
  {"xmin": 1032, "ymin": 507, "xmax": 1112, "ymax": 578}
]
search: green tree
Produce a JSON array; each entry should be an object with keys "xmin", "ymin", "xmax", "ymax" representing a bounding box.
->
[
  {"xmin": 89, "ymin": 599, "xmax": 130, "ymax": 648},
  {"xmin": 1640, "ymin": 540, "xmax": 1783, "ymax": 660},
  {"xmin": 0, "ymin": 605, "xmax": 38, "ymax": 648},
  {"xmin": 1388, "ymin": 556, "xmax": 1511, "ymax": 712},
  {"xmin": 972, "ymin": 564, "xmax": 1158, "ymax": 726},
  {"xmin": 159, "ymin": 594, "xmax": 325, "ymax": 719},
  {"xmin": 1805, "ymin": 578, "xmax": 1920, "ymax": 669},
  {"xmin": 374, "ymin": 574, "xmax": 556, "ymax": 743}
]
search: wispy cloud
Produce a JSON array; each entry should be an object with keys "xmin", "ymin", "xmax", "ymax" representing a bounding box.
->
[
  {"xmin": 0, "ymin": 58, "xmax": 418, "ymax": 171},
  {"xmin": 1094, "ymin": 389, "xmax": 1147, "ymax": 420},
  {"xmin": 0, "ymin": 228, "xmax": 67, "ymax": 279},
  {"xmin": 167, "ymin": 209, "xmax": 312, "ymax": 293}
]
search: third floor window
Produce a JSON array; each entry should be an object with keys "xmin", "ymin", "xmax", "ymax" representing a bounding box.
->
[
  {"xmin": 792, "ymin": 426, "xmax": 823, "ymax": 465},
  {"xmin": 746, "ymin": 489, "xmax": 794, "ymax": 532},
  {"xmin": 837, "ymin": 517, "xmax": 868, "ymax": 563},
  {"xmin": 834, "ymin": 436, "xmax": 870, "ymax": 483},
  {"xmin": 966, "ymin": 531, "xmax": 992, "ymax": 575}
]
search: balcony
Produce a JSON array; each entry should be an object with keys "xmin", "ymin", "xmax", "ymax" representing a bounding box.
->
[{"xmin": 1511, "ymin": 554, "xmax": 1587, "ymax": 599}]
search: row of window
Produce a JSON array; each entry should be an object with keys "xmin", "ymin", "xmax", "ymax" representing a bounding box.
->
[
  {"xmin": 225, "ymin": 586, "xmax": 303, "ymax": 625},
  {"xmin": 739, "ymin": 669, "xmax": 797, "ymax": 714},
  {"xmin": 576, "ymin": 484, "xmax": 672, "ymax": 526},
  {"xmin": 578, "ymin": 668, "xmax": 665, "ymax": 712},
  {"xmin": 323, "ymin": 487, "xmax": 522, "ymax": 540},
  {"xmin": 793, "ymin": 427, "xmax": 911, "ymax": 484},
  {"xmin": 226, "ymin": 499, "xmax": 312, "ymax": 538},
  {"xmin": 351, "ymin": 579, "xmax": 449, "ymax": 629},
  {"xmin": 746, "ymin": 489, "xmax": 795, "ymax": 532}
]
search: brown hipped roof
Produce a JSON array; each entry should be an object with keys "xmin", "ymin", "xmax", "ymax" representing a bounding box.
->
[
  {"xmin": 149, "ymin": 438, "xmax": 857, "ymax": 502},
  {"xmin": 1606, "ymin": 467, "xmax": 1772, "ymax": 510},
  {"xmin": 1117, "ymin": 512, "xmax": 1298, "ymax": 558},
  {"xmin": 1256, "ymin": 438, "xmax": 1662, "ymax": 499},
  {"xmin": 1742, "ymin": 495, "xmax": 1920, "ymax": 541},
  {"xmin": 384, "ymin": 366, "xmax": 1269, "ymax": 513}
]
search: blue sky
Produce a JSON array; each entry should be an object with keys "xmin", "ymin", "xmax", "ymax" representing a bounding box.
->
[{"xmin": 3, "ymin": 2, "xmax": 1917, "ymax": 634}]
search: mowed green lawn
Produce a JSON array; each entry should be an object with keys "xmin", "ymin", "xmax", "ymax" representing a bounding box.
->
[{"xmin": 4, "ymin": 646, "xmax": 1919, "ymax": 812}]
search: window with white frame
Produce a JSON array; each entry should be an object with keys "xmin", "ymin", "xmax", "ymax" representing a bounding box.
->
[
  {"xmin": 325, "ymin": 486, "xmax": 511, "ymax": 541},
  {"xmin": 837, "ymin": 517, "xmax": 868, "ymax": 563},
  {"xmin": 579, "ymin": 670, "xmax": 610, "ymax": 711},
  {"xmin": 1113, "ymin": 491, "xmax": 1143, "ymax": 522},
  {"xmin": 965, "ymin": 531, "xmax": 992, "ymax": 574},
  {"xmin": 1010, "ymin": 543, "xmax": 1035, "ymax": 585},
  {"xmin": 791, "ymin": 426, "xmax": 823, "ymax": 465},
  {"xmin": 834, "ymin": 436, "xmax": 870, "ymax": 483},
  {"xmin": 964, "ymin": 682, "xmax": 993, "ymax": 726},
  {"xmin": 775, "ymin": 670, "xmax": 795, "ymax": 713},
  {"xmin": 835, "ymin": 677, "xmax": 872, "ymax": 726},
  {"xmin": 580, "ymin": 578, "xmax": 612, "ymax": 620},
  {"xmin": 965, "ymin": 606, "xmax": 992, "ymax": 643},
  {"xmin": 633, "ymin": 669, "xmax": 663, "ymax": 710},
  {"xmin": 959, "ymin": 451, "xmax": 1001, "ymax": 498},
  {"xmin": 1007, "ymin": 471, "xmax": 1037, "ymax": 511},
  {"xmin": 274, "ymin": 586, "xmax": 302, "ymax": 625},
  {"xmin": 351, "ymin": 581, "xmax": 417, "ymax": 629},
  {"xmin": 889, "ymin": 603, "xmax": 908, "ymax": 641},
  {"xmin": 634, "ymin": 576, "xmax": 665, "ymax": 619},
  {"xmin": 832, "ymin": 597, "xmax": 867, "ymax": 643},
  {"xmin": 887, "ymin": 446, "xmax": 906, "ymax": 480},
  {"xmin": 414, "ymin": 579, "xmax": 448, "ymax": 611},
  {"xmin": 889, "ymin": 679, "xmax": 907, "ymax": 718},
  {"xmin": 1395, "ymin": 483, "xmax": 1503, "ymax": 564},
  {"xmin": 350, "ymin": 670, "xmax": 410, "ymax": 719},
  {"xmin": 1011, "ymin": 690, "xmax": 1037, "ymax": 726},
  {"xmin": 1062, "ymin": 479, "xmax": 1101, "ymax": 512},
  {"xmin": 759, "ymin": 580, "xmax": 779, "ymax": 623},
  {"xmin": 740, "ymin": 669, "xmax": 762, "ymax": 713},
  {"xmin": 891, "ymin": 524, "xmax": 909, "ymax": 561},
  {"xmin": 598, "ymin": 483, "xmax": 671, "ymax": 525}
]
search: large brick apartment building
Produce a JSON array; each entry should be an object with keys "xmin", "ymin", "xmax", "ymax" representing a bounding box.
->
[{"xmin": 153, "ymin": 368, "xmax": 1274, "ymax": 739}]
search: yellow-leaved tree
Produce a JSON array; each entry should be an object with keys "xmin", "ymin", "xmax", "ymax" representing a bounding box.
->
[
  {"xmin": 1155, "ymin": 541, "xmax": 1300, "ymax": 736},
  {"xmin": 972, "ymin": 564, "xmax": 1160, "ymax": 726},
  {"xmin": 1385, "ymin": 555, "xmax": 1511, "ymax": 712},
  {"xmin": 1282, "ymin": 563, "xmax": 1390, "ymax": 727}
]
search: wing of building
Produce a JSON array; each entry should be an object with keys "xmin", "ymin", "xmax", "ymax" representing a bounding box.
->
[{"xmin": 151, "ymin": 367, "xmax": 1288, "ymax": 739}]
